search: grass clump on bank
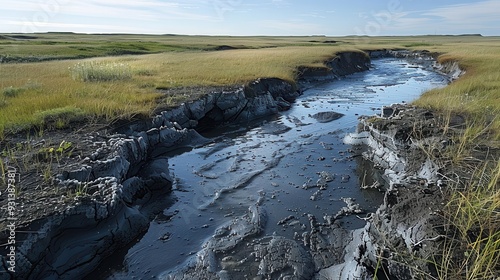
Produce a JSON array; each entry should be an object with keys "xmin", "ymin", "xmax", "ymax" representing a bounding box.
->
[
  {"xmin": 435, "ymin": 160, "xmax": 500, "ymax": 280},
  {"xmin": 34, "ymin": 106, "xmax": 86, "ymax": 129}
]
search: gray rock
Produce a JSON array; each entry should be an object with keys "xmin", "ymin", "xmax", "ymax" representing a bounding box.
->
[
  {"xmin": 311, "ymin": 111, "xmax": 344, "ymax": 123},
  {"xmin": 185, "ymin": 95, "xmax": 216, "ymax": 121},
  {"xmin": 255, "ymin": 236, "xmax": 314, "ymax": 279},
  {"xmin": 121, "ymin": 177, "xmax": 147, "ymax": 205},
  {"xmin": 137, "ymin": 157, "xmax": 172, "ymax": 191}
]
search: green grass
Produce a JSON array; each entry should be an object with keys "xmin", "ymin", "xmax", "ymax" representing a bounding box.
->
[
  {"xmin": 34, "ymin": 106, "xmax": 86, "ymax": 129},
  {"xmin": 0, "ymin": 33, "xmax": 347, "ymax": 62},
  {"xmin": 3, "ymin": 86, "xmax": 25, "ymax": 97},
  {"xmin": 2, "ymin": 34, "xmax": 499, "ymax": 141}
]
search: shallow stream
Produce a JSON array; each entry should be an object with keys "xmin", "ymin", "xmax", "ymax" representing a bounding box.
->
[{"xmin": 90, "ymin": 57, "xmax": 448, "ymax": 279}]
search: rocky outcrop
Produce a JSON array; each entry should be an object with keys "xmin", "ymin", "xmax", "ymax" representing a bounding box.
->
[
  {"xmin": 2, "ymin": 51, "xmax": 373, "ymax": 279},
  {"xmin": 346, "ymin": 105, "xmax": 444, "ymax": 188}
]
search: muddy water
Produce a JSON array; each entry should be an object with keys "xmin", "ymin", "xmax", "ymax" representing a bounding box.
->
[{"xmin": 93, "ymin": 58, "xmax": 448, "ymax": 279}]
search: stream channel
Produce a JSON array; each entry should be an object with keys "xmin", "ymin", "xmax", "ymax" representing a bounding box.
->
[{"xmin": 90, "ymin": 57, "xmax": 448, "ymax": 279}]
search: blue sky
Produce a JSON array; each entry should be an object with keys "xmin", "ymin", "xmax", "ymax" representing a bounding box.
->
[{"xmin": 1, "ymin": 0, "xmax": 499, "ymax": 36}]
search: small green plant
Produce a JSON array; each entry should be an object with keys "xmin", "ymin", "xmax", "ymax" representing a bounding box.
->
[
  {"xmin": 65, "ymin": 183, "xmax": 87, "ymax": 199},
  {"xmin": 42, "ymin": 162, "xmax": 52, "ymax": 183},
  {"xmin": 56, "ymin": 140, "xmax": 73, "ymax": 153},
  {"xmin": 2, "ymin": 81, "xmax": 41, "ymax": 98},
  {"xmin": 70, "ymin": 61, "xmax": 132, "ymax": 82},
  {"xmin": 135, "ymin": 69, "xmax": 157, "ymax": 76},
  {"xmin": 0, "ymin": 157, "xmax": 5, "ymax": 185},
  {"xmin": 38, "ymin": 140, "xmax": 74, "ymax": 163},
  {"xmin": 75, "ymin": 184, "xmax": 87, "ymax": 197}
]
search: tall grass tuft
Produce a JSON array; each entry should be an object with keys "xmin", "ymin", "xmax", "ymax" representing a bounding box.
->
[
  {"xmin": 70, "ymin": 61, "xmax": 132, "ymax": 82},
  {"xmin": 436, "ymin": 160, "xmax": 500, "ymax": 279}
]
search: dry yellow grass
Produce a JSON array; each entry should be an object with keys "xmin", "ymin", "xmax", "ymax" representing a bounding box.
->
[
  {"xmin": 0, "ymin": 59, "xmax": 159, "ymax": 134},
  {"xmin": 126, "ymin": 46, "xmax": 358, "ymax": 87},
  {"xmin": 0, "ymin": 45, "xmax": 360, "ymax": 135},
  {"xmin": 1, "ymin": 35, "xmax": 499, "ymax": 143}
]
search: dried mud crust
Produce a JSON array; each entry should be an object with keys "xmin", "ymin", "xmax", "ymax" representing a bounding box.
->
[
  {"xmin": 0, "ymin": 126, "xmax": 111, "ymax": 231},
  {"xmin": 0, "ymin": 85, "xmax": 236, "ymax": 232},
  {"xmin": 364, "ymin": 185, "xmax": 446, "ymax": 279},
  {"xmin": 361, "ymin": 104, "xmax": 498, "ymax": 183}
]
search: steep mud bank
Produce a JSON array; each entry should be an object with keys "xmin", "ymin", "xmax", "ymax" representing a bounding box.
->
[
  {"xmin": 329, "ymin": 105, "xmax": 450, "ymax": 279},
  {"xmin": 0, "ymin": 52, "xmax": 370, "ymax": 279}
]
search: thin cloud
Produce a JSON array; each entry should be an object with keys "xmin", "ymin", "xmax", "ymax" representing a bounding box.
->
[
  {"xmin": 4, "ymin": 20, "xmax": 146, "ymax": 33},
  {"xmin": 271, "ymin": 0, "xmax": 291, "ymax": 6},
  {"xmin": 301, "ymin": 12, "xmax": 326, "ymax": 19},
  {"xmin": 5, "ymin": 0, "xmax": 218, "ymax": 22},
  {"xmin": 424, "ymin": 0, "xmax": 500, "ymax": 23},
  {"xmin": 383, "ymin": 1, "xmax": 500, "ymax": 35}
]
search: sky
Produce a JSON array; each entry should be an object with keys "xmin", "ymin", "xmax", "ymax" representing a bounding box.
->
[{"xmin": 1, "ymin": 0, "xmax": 499, "ymax": 36}]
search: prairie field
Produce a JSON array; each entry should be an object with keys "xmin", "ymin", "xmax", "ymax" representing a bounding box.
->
[{"xmin": 0, "ymin": 34, "xmax": 499, "ymax": 141}]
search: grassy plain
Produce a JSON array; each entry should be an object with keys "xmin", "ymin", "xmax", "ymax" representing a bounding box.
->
[
  {"xmin": 1, "ymin": 34, "xmax": 499, "ymax": 139},
  {"xmin": 0, "ymin": 33, "xmax": 499, "ymax": 279}
]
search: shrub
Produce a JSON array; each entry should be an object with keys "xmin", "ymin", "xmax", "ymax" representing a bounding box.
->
[
  {"xmin": 2, "ymin": 86, "xmax": 24, "ymax": 97},
  {"xmin": 2, "ymin": 81, "xmax": 41, "ymax": 98},
  {"xmin": 70, "ymin": 61, "xmax": 132, "ymax": 82}
]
